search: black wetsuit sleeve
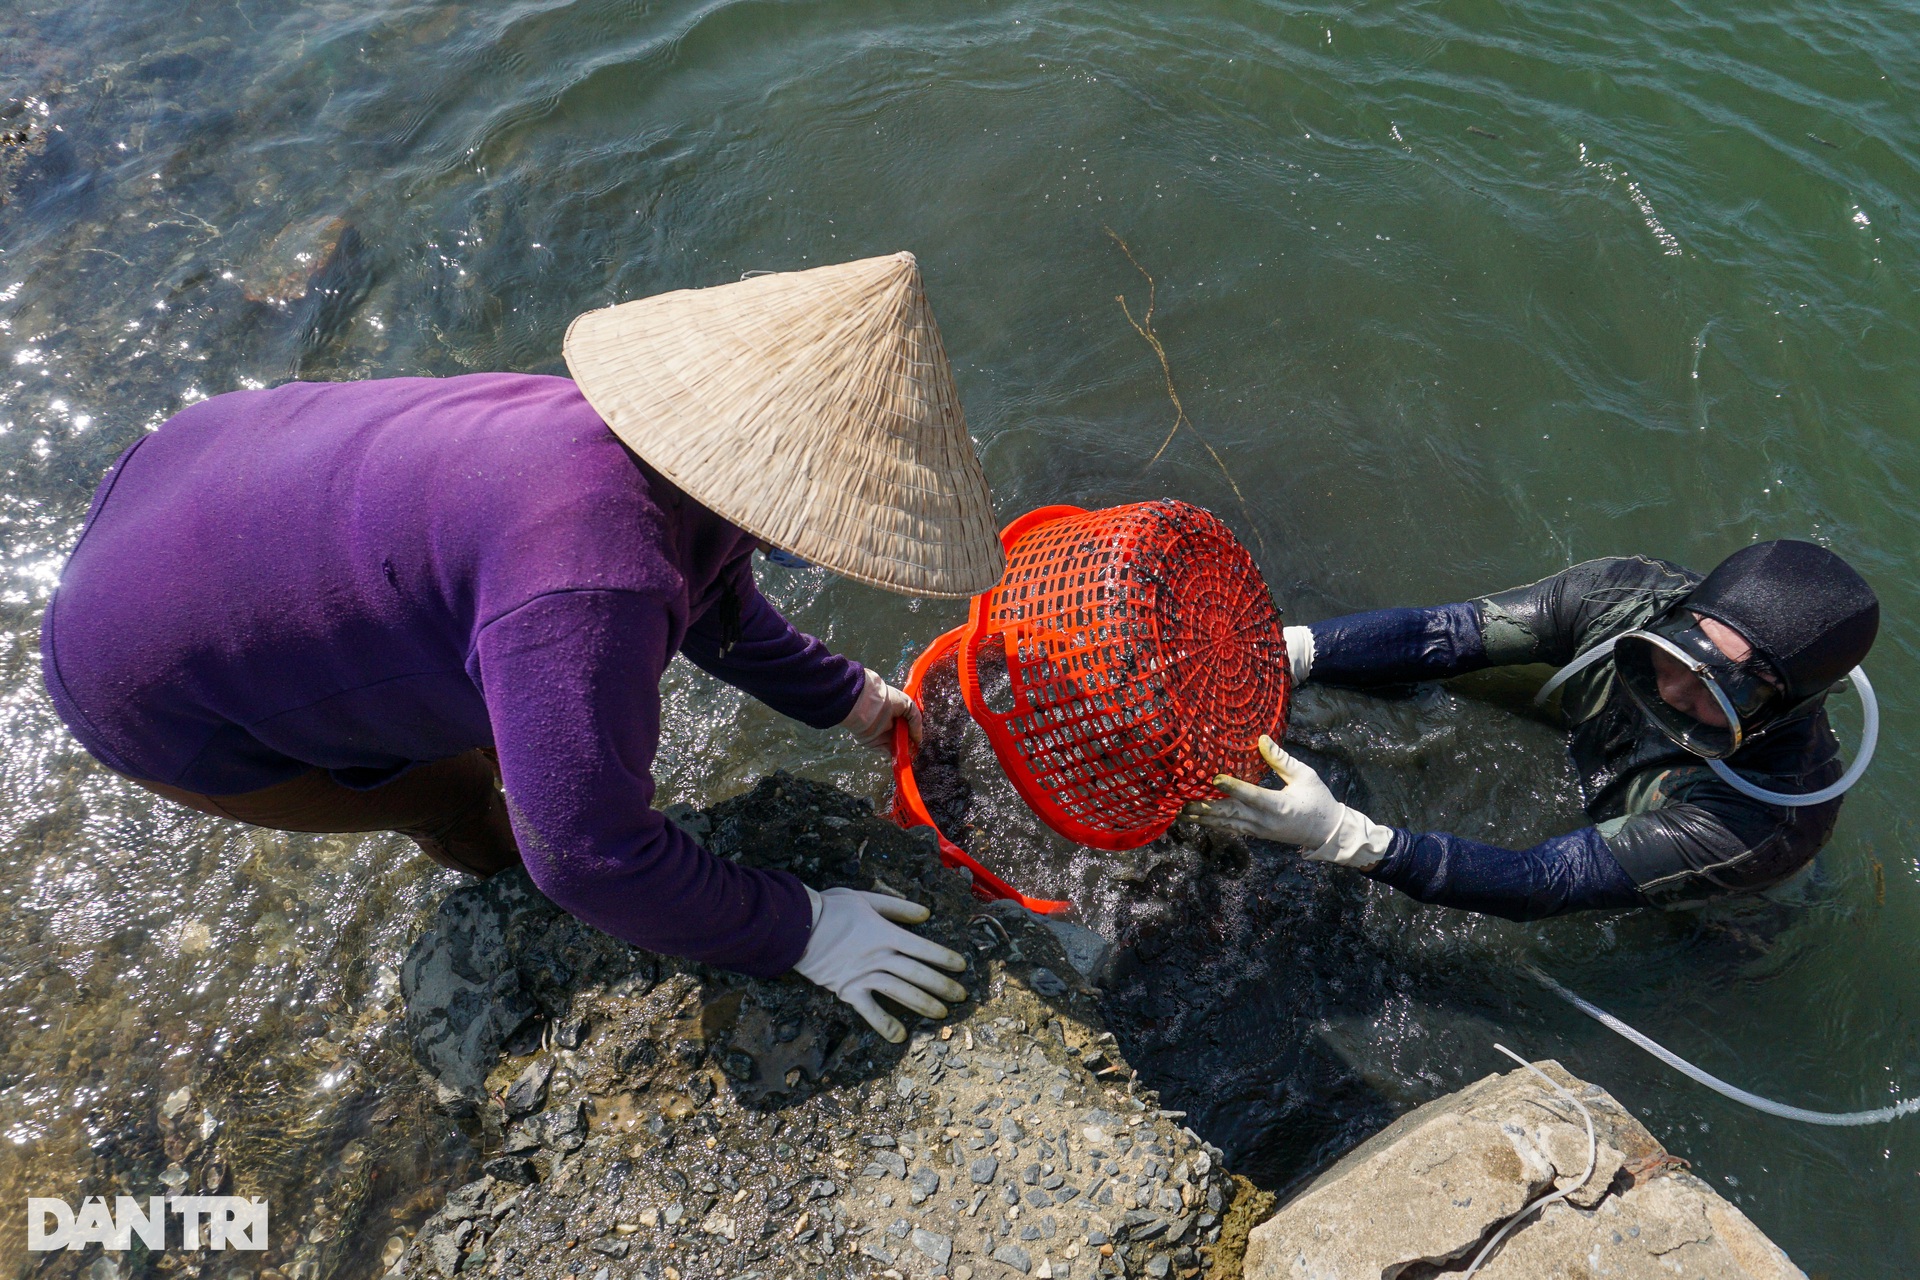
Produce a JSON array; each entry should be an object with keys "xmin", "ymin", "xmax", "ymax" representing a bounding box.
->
[
  {"xmin": 1306, "ymin": 557, "xmax": 1697, "ymax": 685},
  {"xmin": 1366, "ymin": 825, "xmax": 1647, "ymax": 920},
  {"xmin": 1306, "ymin": 603, "xmax": 1489, "ymax": 686},
  {"xmin": 1474, "ymin": 555, "xmax": 1698, "ymax": 666}
]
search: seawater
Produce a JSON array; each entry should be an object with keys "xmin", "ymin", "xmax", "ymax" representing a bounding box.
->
[{"xmin": 1, "ymin": 0, "xmax": 1916, "ymax": 1272}]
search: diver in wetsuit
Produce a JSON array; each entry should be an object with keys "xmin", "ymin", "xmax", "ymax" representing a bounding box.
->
[{"xmin": 1183, "ymin": 542, "xmax": 1880, "ymax": 919}]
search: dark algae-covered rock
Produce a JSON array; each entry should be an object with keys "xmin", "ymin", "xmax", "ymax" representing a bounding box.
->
[
  {"xmin": 389, "ymin": 774, "xmax": 1240, "ymax": 1280},
  {"xmin": 0, "ymin": 96, "xmax": 52, "ymax": 205},
  {"xmin": 399, "ymin": 867, "xmax": 550, "ymax": 1097}
]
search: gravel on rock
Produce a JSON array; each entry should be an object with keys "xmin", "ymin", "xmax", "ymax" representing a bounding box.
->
[{"xmin": 388, "ymin": 774, "xmax": 1240, "ymax": 1280}]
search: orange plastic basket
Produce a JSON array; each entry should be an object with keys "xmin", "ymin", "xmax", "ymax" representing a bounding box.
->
[{"xmin": 891, "ymin": 500, "xmax": 1289, "ymax": 908}]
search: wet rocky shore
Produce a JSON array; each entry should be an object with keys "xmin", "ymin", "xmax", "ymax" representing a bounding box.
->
[
  {"xmin": 10, "ymin": 771, "xmax": 1805, "ymax": 1280},
  {"xmin": 374, "ymin": 772, "xmax": 1805, "ymax": 1280},
  {"xmin": 386, "ymin": 776, "xmax": 1258, "ymax": 1280}
]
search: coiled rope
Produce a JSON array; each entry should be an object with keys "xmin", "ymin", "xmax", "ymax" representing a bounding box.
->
[{"xmin": 1462, "ymin": 1044, "xmax": 1598, "ymax": 1277}]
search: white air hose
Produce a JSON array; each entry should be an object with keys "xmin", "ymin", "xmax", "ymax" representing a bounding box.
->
[
  {"xmin": 1526, "ymin": 966, "xmax": 1920, "ymax": 1126},
  {"xmin": 1529, "ymin": 636, "xmax": 1619, "ymax": 708},
  {"xmin": 1706, "ymin": 666, "xmax": 1877, "ymax": 805}
]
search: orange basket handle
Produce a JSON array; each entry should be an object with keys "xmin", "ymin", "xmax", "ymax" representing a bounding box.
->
[
  {"xmin": 890, "ymin": 626, "xmax": 1071, "ymax": 917},
  {"xmin": 952, "ymin": 504, "xmax": 1090, "ymax": 770}
]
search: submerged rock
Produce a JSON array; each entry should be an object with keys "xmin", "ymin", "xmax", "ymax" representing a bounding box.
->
[
  {"xmin": 504, "ymin": 1058, "xmax": 553, "ymax": 1117},
  {"xmin": 238, "ymin": 211, "xmax": 374, "ymax": 353},
  {"xmin": 399, "ymin": 867, "xmax": 546, "ymax": 1096},
  {"xmin": 1242, "ymin": 1059, "xmax": 1804, "ymax": 1279},
  {"xmin": 0, "ymin": 96, "xmax": 52, "ymax": 204},
  {"xmin": 1042, "ymin": 918, "xmax": 1114, "ymax": 984},
  {"xmin": 241, "ymin": 213, "xmax": 361, "ymax": 303}
]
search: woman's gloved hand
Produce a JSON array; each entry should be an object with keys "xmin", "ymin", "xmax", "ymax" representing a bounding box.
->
[
  {"xmin": 840, "ymin": 667, "xmax": 924, "ymax": 752},
  {"xmin": 792, "ymin": 887, "xmax": 968, "ymax": 1042},
  {"xmin": 1181, "ymin": 735, "xmax": 1394, "ymax": 869}
]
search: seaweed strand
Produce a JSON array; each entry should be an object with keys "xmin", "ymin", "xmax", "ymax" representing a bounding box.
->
[{"xmin": 1105, "ymin": 227, "xmax": 1267, "ymax": 558}]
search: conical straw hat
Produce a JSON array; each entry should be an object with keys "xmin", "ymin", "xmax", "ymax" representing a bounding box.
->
[{"xmin": 563, "ymin": 252, "xmax": 1003, "ymax": 598}]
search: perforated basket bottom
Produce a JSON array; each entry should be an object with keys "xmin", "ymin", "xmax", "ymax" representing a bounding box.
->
[{"xmin": 958, "ymin": 501, "xmax": 1288, "ymax": 850}]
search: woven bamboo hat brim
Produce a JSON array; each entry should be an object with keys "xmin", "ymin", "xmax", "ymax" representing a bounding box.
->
[{"xmin": 563, "ymin": 252, "xmax": 1003, "ymax": 599}]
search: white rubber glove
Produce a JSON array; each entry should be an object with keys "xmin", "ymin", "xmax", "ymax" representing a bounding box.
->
[
  {"xmin": 793, "ymin": 887, "xmax": 968, "ymax": 1042},
  {"xmin": 1284, "ymin": 625, "xmax": 1315, "ymax": 685},
  {"xmin": 839, "ymin": 667, "xmax": 924, "ymax": 752},
  {"xmin": 1181, "ymin": 735, "xmax": 1394, "ymax": 869}
]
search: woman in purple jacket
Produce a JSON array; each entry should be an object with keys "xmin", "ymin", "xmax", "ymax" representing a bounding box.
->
[{"xmin": 40, "ymin": 253, "xmax": 1005, "ymax": 1043}]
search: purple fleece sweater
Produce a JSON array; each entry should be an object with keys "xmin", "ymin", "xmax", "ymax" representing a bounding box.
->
[{"xmin": 40, "ymin": 374, "xmax": 866, "ymax": 976}]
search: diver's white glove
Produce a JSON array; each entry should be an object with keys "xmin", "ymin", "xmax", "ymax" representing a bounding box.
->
[
  {"xmin": 840, "ymin": 667, "xmax": 924, "ymax": 752},
  {"xmin": 1182, "ymin": 735, "xmax": 1393, "ymax": 869},
  {"xmin": 1284, "ymin": 625, "xmax": 1315, "ymax": 685},
  {"xmin": 793, "ymin": 887, "xmax": 968, "ymax": 1042}
]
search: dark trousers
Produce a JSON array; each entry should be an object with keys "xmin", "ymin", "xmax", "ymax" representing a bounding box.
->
[{"xmin": 130, "ymin": 748, "xmax": 522, "ymax": 877}]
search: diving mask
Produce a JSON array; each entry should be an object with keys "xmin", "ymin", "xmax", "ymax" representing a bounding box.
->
[
  {"xmin": 1532, "ymin": 612, "xmax": 1879, "ymax": 807},
  {"xmin": 1611, "ymin": 610, "xmax": 1783, "ymax": 759}
]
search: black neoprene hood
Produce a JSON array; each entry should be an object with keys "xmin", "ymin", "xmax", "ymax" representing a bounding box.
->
[{"xmin": 1684, "ymin": 539, "xmax": 1879, "ymax": 701}]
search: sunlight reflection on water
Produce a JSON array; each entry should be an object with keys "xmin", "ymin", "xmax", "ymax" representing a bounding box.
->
[{"xmin": 1, "ymin": 0, "xmax": 1917, "ymax": 1268}]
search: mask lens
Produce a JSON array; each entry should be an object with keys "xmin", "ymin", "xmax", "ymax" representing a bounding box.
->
[{"xmin": 1613, "ymin": 631, "xmax": 1741, "ymax": 759}]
